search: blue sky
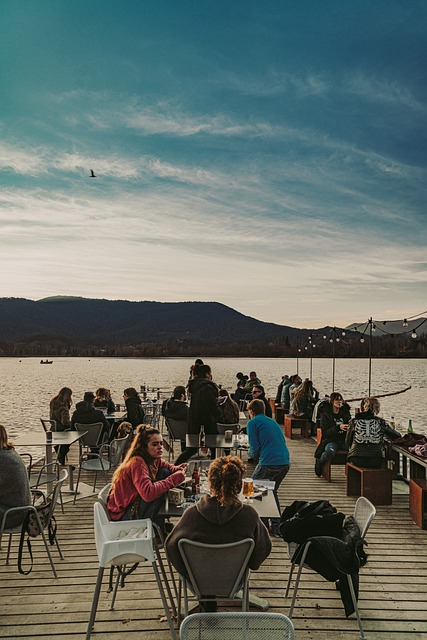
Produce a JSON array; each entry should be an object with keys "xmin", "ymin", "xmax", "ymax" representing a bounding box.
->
[{"xmin": 1, "ymin": 0, "xmax": 426, "ymax": 328}]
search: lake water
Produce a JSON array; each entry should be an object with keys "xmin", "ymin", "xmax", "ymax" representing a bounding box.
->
[{"xmin": 1, "ymin": 357, "xmax": 425, "ymax": 444}]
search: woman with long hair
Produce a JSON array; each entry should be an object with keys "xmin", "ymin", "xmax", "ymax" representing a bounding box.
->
[
  {"xmin": 0, "ymin": 425, "xmax": 31, "ymax": 529},
  {"xmin": 94, "ymin": 387, "xmax": 115, "ymax": 414},
  {"xmin": 291, "ymin": 378, "xmax": 318, "ymax": 423},
  {"xmin": 107, "ymin": 425, "xmax": 187, "ymax": 531},
  {"xmin": 165, "ymin": 455, "xmax": 271, "ymax": 602},
  {"xmin": 217, "ymin": 389, "xmax": 240, "ymax": 425},
  {"xmin": 49, "ymin": 387, "xmax": 73, "ymax": 465}
]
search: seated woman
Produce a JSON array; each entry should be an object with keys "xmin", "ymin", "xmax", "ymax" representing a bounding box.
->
[
  {"xmin": 94, "ymin": 387, "xmax": 115, "ymax": 414},
  {"xmin": 217, "ymin": 389, "xmax": 240, "ymax": 425},
  {"xmin": 107, "ymin": 425, "xmax": 187, "ymax": 532},
  {"xmin": 291, "ymin": 378, "xmax": 319, "ymax": 433},
  {"xmin": 49, "ymin": 387, "xmax": 73, "ymax": 465},
  {"xmin": 165, "ymin": 455, "xmax": 271, "ymax": 606},
  {"xmin": 123, "ymin": 388, "xmax": 145, "ymax": 429},
  {"xmin": 0, "ymin": 425, "xmax": 31, "ymax": 529},
  {"xmin": 346, "ymin": 396, "xmax": 401, "ymax": 468},
  {"xmin": 314, "ymin": 392, "xmax": 351, "ymax": 477}
]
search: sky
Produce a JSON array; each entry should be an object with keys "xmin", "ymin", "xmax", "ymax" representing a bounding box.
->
[{"xmin": 1, "ymin": 1, "xmax": 426, "ymax": 329}]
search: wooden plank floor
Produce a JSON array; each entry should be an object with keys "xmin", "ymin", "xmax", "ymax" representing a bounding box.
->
[{"xmin": 1, "ymin": 435, "xmax": 426, "ymax": 640}]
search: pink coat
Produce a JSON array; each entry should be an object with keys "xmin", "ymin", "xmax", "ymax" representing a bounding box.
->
[{"xmin": 108, "ymin": 456, "xmax": 185, "ymax": 521}]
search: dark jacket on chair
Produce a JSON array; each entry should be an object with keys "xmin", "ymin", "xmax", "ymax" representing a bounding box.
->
[{"xmin": 188, "ymin": 378, "xmax": 220, "ymax": 435}]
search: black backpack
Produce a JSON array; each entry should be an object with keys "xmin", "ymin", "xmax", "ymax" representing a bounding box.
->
[{"xmin": 279, "ymin": 499, "xmax": 345, "ymax": 544}]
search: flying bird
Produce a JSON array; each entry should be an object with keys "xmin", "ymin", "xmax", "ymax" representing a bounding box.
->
[{"xmin": 90, "ymin": 169, "xmax": 96, "ymax": 178}]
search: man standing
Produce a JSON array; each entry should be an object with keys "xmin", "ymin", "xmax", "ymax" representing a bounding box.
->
[{"xmin": 246, "ymin": 399, "xmax": 290, "ymax": 536}]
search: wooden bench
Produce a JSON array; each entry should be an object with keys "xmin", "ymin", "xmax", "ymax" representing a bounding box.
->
[
  {"xmin": 284, "ymin": 415, "xmax": 310, "ymax": 440},
  {"xmin": 409, "ymin": 479, "xmax": 427, "ymax": 529},
  {"xmin": 275, "ymin": 407, "xmax": 289, "ymax": 425},
  {"xmin": 346, "ymin": 462, "xmax": 393, "ymax": 505},
  {"xmin": 322, "ymin": 450, "xmax": 348, "ymax": 482}
]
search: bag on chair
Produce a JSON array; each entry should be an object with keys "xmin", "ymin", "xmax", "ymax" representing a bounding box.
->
[
  {"xmin": 17, "ymin": 501, "xmax": 56, "ymax": 575},
  {"xmin": 279, "ymin": 499, "xmax": 345, "ymax": 544}
]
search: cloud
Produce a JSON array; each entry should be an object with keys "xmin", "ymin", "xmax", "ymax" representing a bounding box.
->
[{"xmin": 345, "ymin": 72, "xmax": 427, "ymax": 114}]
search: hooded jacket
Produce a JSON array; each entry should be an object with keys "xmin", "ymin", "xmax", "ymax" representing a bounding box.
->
[
  {"xmin": 165, "ymin": 494, "xmax": 271, "ymax": 577},
  {"xmin": 188, "ymin": 377, "xmax": 220, "ymax": 434},
  {"xmin": 125, "ymin": 395, "xmax": 146, "ymax": 428},
  {"xmin": 49, "ymin": 398, "xmax": 71, "ymax": 431},
  {"xmin": 163, "ymin": 398, "xmax": 189, "ymax": 423},
  {"xmin": 71, "ymin": 401, "xmax": 110, "ymax": 433},
  {"xmin": 315, "ymin": 402, "xmax": 352, "ymax": 458}
]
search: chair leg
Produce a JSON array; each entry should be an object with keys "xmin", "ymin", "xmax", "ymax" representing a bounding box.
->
[
  {"xmin": 289, "ymin": 541, "xmax": 311, "ymax": 618},
  {"xmin": 73, "ymin": 464, "xmax": 83, "ymax": 504},
  {"xmin": 6, "ymin": 534, "xmax": 12, "ymax": 564},
  {"xmin": 110, "ymin": 565, "xmax": 123, "ymax": 610},
  {"xmin": 39, "ymin": 527, "xmax": 58, "ymax": 579},
  {"xmin": 86, "ymin": 567, "xmax": 105, "ymax": 640},
  {"xmin": 153, "ymin": 538, "xmax": 177, "ymax": 617},
  {"xmin": 284, "ymin": 562, "xmax": 296, "ymax": 598},
  {"xmin": 54, "ymin": 536, "xmax": 64, "ymax": 561},
  {"xmin": 347, "ymin": 573, "xmax": 366, "ymax": 640},
  {"xmin": 152, "ymin": 561, "xmax": 177, "ymax": 640},
  {"xmin": 177, "ymin": 577, "xmax": 183, "ymax": 626}
]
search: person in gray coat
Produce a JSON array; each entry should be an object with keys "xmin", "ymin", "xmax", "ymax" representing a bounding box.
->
[{"xmin": 0, "ymin": 425, "xmax": 31, "ymax": 529}]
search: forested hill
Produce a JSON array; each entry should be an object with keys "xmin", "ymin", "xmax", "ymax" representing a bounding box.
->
[
  {"xmin": 0, "ymin": 297, "xmax": 300, "ymax": 355},
  {"xmin": 0, "ymin": 297, "xmax": 423, "ymax": 358}
]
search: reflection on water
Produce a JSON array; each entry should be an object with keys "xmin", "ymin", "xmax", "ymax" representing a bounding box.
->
[{"xmin": 0, "ymin": 357, "xmax": 426, "ymax": 442}]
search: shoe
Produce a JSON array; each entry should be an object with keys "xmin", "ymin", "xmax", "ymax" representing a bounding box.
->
[{"xmin": 315, "ymin": 459, "xmax": 323, "ymax": 477}]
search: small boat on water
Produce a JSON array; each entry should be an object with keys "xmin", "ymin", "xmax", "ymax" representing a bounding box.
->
[{"xmin": 40, "ymin": 359, "xmax": 53, "ymax": 364}]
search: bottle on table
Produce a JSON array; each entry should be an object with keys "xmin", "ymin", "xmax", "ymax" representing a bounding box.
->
[
  {"xmin": 390, "ymin": 416, "xmax": 395, "ymax": 428},
  {"xmin": 407, "ymin": 419, "xmax": 413, "ymax": 434},
  {"xmin": 199, "ymin": 425, "xmax": 206, "ymax": 448},
  {"xmin": 192, "ymin": 462, "xmax": 200, "ymax": 494}
]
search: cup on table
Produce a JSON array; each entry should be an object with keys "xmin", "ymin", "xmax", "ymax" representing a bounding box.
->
[
  {"xmin": 242, "ymin": 478, "xmax": 254, "ymax": 502},
  {"xmin": 225, "ymin": 430, "xmax": 233, "ymax": 441}
]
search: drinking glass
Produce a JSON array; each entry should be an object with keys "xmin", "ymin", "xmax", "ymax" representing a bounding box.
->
[{"xmin": 242, "ymin": 478, "xmax": 254, "ymax": 503}]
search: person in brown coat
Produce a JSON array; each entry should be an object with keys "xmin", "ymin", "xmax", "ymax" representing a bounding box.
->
[{"xmin": 165, "ymin": 456, "xmax": 271, "ymax": 583}]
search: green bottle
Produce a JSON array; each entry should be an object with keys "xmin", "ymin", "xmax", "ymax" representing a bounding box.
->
[{"xmin": 407, "ymin": 419, "xmax": 413, "ymax": 434}]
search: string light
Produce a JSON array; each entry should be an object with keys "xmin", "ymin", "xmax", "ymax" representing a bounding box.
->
[
  {"xmin": 412, "ymin": 331, "xmax": 417, "ymax": 339},
  {"xmin": 403, "ymin": 319, "xmax": 408, "ymax": 327}
]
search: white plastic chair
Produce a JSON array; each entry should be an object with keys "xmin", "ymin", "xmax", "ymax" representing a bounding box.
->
[
  {"xmin": 85, "ymin": 502, "xmax": 177, "ymax": 640},
  {"xmin": 180, "ymin": 612, "xmax": 295, "ymax": 640},
  {"xmin": 285, "ymin": 497, "xmax": 376, "ymax": 640}
]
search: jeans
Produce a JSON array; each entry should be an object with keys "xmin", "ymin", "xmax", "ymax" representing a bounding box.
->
[
  {"xmin": 252, "ymin": 464, "xmax": 290, "ymax": 534},
  {"xmin": 319, "ymin": 442, "xmax": 347, "ymax": 465}
]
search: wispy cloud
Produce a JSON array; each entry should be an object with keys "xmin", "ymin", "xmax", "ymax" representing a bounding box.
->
[{"xmin": 345, "ymin": 72, "xmax": 427, "ymax": 113}]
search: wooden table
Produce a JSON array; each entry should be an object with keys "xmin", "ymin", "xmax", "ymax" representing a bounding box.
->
[{"xmin": 392, "ymin": 443, "xmax": 427, "ymax": 528}]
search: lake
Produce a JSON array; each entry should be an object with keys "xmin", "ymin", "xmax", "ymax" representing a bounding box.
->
[{"xmin": 1, "ymin": 357, "xmax": 426, "ymax": 444}]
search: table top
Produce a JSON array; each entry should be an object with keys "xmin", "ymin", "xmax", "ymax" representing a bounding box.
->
[
  {"xmin": 13, "ymin": 431, "xmax": 85, "ymax": 447},
  {"xmin": 161, "ymin": 487, "xmax": 279, "ymax": 519}
]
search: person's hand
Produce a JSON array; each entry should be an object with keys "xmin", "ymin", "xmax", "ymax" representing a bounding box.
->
[
  {"xmin": 340, "ymin": 424, "xmax": 348, "ymax": 431},
  {"xmin": 177, "ymin": 462, "xmax": 188, "ymax": 473}
]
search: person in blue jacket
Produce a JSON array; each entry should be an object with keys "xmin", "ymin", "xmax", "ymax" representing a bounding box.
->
[{"xmin": 246, "ymin": 399, "xmax": 290, "ymax": 537}]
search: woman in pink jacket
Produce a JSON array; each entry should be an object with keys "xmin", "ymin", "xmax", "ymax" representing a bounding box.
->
[{"xmin": 107, "ymin": 425, "xmax": 187, "ymax": 532}]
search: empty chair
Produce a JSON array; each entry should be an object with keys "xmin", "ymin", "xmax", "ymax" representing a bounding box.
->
[
  {"xmin": 285, "ymin": 496, "xmax": 376, "ymax": 640},
  {"xmin": 74, "ymin": 422, "xmax": 106, "ymax": 455},
  {"xmin": 40, "ymin": 418, "xmax": 57, "ymax": 432},
  {"xmin": 180, "ymin": 612, "xmax": 295, "ymax": 640},
  {"xmin": 29, "ymin": 460, "xmax": 64, "ymax": 513},
  {"xmin": 165, "ymin": 417, "xmax": 188, "ymax": 460},
  {"xmin": 85, "ymin": 501, "xmax": 177, "ymax": 640},
  {"xmin": 73, "ymin": 435, "xmax": 129, "ymax": 503},
  {"xmin": 176, "ymin": 538, "xmax": 255, "ymax": 622}
]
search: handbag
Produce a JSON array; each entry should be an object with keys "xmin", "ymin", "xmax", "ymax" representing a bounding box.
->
[{"xmin": 18, "ymin": 501, "xmax": 56, "ymax": 575}]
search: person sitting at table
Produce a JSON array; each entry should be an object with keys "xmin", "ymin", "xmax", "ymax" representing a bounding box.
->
[
  {"xmin": 94, "ymin": 387, "xmax": 115, "ymax": 414},
  {"xmin": 291, "ymin": 378, "xmax": 319, "ymax": 434},
  {"xmin": 217, "ymin": 389, "xmax": 240, "ymax": 425},
  {"xmin": 107, "ymin": 425, "xmax": 187, "ymax": 533},
  {"xmin": 165, "ymin": 455, "xmax": 271, "ymax": 611},
  {"xmin": 163, "ymin": 386, "xmax": 189, "ymax": 423},
  {"xmin": 251, "ymin": 385, "xmax": 272, "ymax": 418},
  {"xmin": 71, "ymin": 391, "xmax": 110, "ymax": 446},
  {"xmin": 49, "ymin": 387, "xmax": 73, "ymax": 465},
  {"xmin": 123, "ymin": 388, "xmax": 145, "ymax": 429},
  {"xmin": 314, "ymin": 392, "xmax": 351, "ymax": 477},
  {"xmin": 346, "ymin": 396, "xmax": 401, "ymax": 468},
  {"xmin": 0, "ymin": 425, "xmax": 31, "ymax": 529}
]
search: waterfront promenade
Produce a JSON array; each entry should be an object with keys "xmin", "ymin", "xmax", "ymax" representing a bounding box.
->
[{"xmin": 1, "ymin": 435, "xmax": 426, "ymax": 639}]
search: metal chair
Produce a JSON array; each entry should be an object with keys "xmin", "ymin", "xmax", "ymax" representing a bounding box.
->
[
  {"xmin": 164, "ymin": 417, "xmax": 188, "ymax": 460},
  {"xmin": 85, "ymin": 502, "xmax": 177, "ymax": 640},
  {"xmin": 1, "ymin": 469, "xmax": 68, "ymax": 578},
  {"xmin": 73, "ymin": 435, "xmax": 129, "ymax": 503},
  {"xmin": 177, "ymin": 538, "xmax": 255, "ymax": 623},
  {"xmin": 180, "ymin": 612, "xmax": 295, "ymax": 640},
  {"xmin": 74, "ymin": 422, "xmax": 107, "ymax": 455},
  {"xmin": 285, "ymin": 497, "xmax": 376, "ymax": 640},
  {"xmin": 40, "ymin": 418, "xmax": 56, "ymax": 432},
  {"xmin": 216, "ymin": 423, "xmax": 240, "ymax": 435},
  {"xmin": 29, "ymin": 460, "xmax": 64, "ymax": 513}
]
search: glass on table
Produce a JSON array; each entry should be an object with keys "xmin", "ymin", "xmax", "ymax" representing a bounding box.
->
[{"xmin": 242, "ymin": 478, "xmax": 254, "ymax": 503}]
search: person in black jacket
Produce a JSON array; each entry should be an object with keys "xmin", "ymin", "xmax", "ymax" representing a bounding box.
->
[
  {"xmin": 175, "ymin": 364, "xmax": 220, "ymax": 464},
  {"xmin": 314, "ymin": 392, "xmax": 351, "ymax": 476},
  {"xmin": 71, "ymin": 391, "xmax": 110, "ymax": 445},
  {"xmin": 123, "ymin": 388, "xmax": 145, "ymax": 429},
  {"xmin": 251, "ymin": 385, "xmax": 272, "ymax": 418},
  {"xmin": 163, "ymin": 386, "xmax": 189, "ymax": 423}
]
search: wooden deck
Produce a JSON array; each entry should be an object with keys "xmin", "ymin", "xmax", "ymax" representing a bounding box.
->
[{"xmin": 1, "ymin": 435, "xmax": 427, "ymax": 640}]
